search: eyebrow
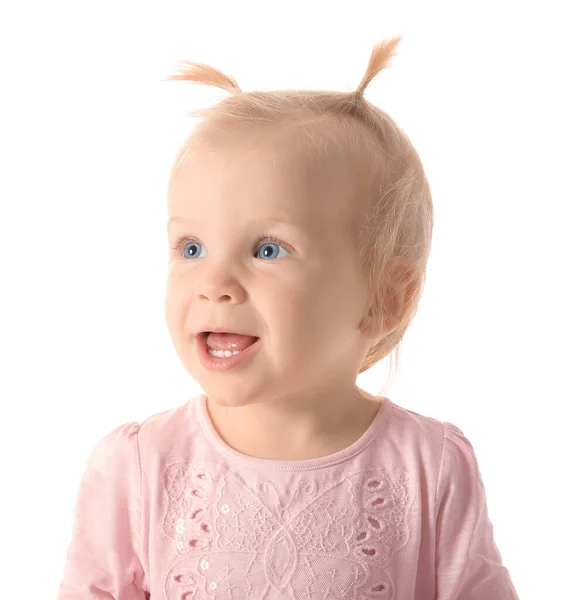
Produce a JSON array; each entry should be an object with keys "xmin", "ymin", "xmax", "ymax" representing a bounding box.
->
[{"xmin": 167, "ymin": 216, "xmax": 303, "ymax": 230}]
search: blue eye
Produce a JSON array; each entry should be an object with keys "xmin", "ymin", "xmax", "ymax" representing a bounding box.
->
[
  {"xmin": 172, "ymin": 235, "xmax": 291, "ymax": 260},
  {"xmin": 254, "ymin": 239, "xmax": 292, "ymax": 260}
]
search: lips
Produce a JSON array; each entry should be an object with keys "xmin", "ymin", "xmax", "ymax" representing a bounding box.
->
[{"xmin": 197, "ymin": 327, "xmax": 259, "ymax": 338}]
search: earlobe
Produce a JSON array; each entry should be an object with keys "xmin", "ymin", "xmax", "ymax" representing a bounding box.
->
[
  {"xmin": 358, "ymin": 307, "xmax": 386, "ymax": 340},
  {"xmin": 358, "ymin": 319, "xmax": 375, "ymax": 340}
]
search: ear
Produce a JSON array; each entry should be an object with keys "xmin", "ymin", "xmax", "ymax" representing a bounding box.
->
[
  {"xmin": 359, "ymin": 259, "xmax": 419, "ymax": 339},
  {"xmin": 389, "ymin": 258, "xmax": 419, "ymax": 323}
]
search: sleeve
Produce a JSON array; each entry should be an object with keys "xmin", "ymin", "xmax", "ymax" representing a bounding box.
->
[
  {"xmin": 434, "ymin": 422, "xmax": 520, "ymax": 600},
  {"xmin": 56, "ymin": 422, "xmax": 149, "ymax": 600}
]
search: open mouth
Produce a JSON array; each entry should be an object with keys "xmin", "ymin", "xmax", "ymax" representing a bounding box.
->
[
  {"xmin": 196, "ymin": 331, "xmax": 262, "ymax": 370},
  {"xmin": 199, "ymin": 331, "xmax": 260, "ymax": 355}
]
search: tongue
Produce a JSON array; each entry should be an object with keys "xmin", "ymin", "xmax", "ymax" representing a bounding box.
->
[{"xmin": 206, "ymin": 332, "xmax": 258, "ymax": 352}]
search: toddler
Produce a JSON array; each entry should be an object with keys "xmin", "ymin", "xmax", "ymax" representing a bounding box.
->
[{"xmin": 56, "ymin": 37, "xmax": 520, "ymax": 599}]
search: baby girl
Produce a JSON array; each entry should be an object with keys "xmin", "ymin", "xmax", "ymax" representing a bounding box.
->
[{"xmin": 56, "ymin": 37, "xmax": 520, "ymax": 599}]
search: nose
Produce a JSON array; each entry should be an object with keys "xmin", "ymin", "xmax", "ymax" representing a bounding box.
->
[
  {"xmin": 198, "ymin": 278, "xmax": 245, "ymax": 304},
  {"xmin": 200, "ymin": 291, "xmax": 234, "ymax": 302},
  {"xmin": 194, "ymin": 256, "xmax": 247, "ymax": 303}
]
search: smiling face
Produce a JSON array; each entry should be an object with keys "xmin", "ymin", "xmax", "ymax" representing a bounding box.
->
[{"xmin": 165, "ymin": 125, "xmax": 377, "ymax": 409}]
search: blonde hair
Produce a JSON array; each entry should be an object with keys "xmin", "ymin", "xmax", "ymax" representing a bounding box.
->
[{"xmin": 164, "ymin": 37, "xmax": 434, "ymax": 391}]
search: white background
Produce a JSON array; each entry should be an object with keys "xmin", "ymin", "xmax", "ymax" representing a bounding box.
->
[{"xmin": 1, "ymin": 1, "xmax": 579, "ymax": 597}]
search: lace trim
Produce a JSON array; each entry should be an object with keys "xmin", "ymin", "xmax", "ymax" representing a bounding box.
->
[{"xmin": 161, "ymin": 463, "xmax": 416, "ymax": 598}]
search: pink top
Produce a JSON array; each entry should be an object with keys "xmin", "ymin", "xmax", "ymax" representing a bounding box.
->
[{"xmin": 56, "ymin": 394, "xmax": 519, "ymax": 599}]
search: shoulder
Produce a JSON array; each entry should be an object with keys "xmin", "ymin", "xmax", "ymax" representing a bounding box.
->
[
  {"xmin": 385, "ymin": 398, "xmax": 476, "ymax": 447},
  {"xmin": 381, "ymin": 400, "xmax": 484, "ymax": 509},
  {"xmin": 138, "ymin": 396, "xmax": 197, "ymax": 442},
  {"xmin": 381, "ymin": 399, "xmax": 479, "ymax": 480},
  {"xmin": 92, "ymin": 396, "xmax": 197, "ymax": 458},
  {"xmin": 384, "ymin": 398, "xmax": 448, "ymax": 448},
  {"xmin": 436, "ymin": 420, "xmax": 484, "ymax": 498}
]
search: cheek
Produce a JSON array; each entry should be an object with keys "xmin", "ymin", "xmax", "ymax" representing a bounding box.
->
[
  {"xmin": 307, "ymin": 264, "xmax": 361, "ymax": 329},
  {"xmin": 276, "ymin": 277, "xmax": 338, "ymax": 336},
  {"xmin": 164, "ymin": 277, "xmax": 189, "ymax": 333}
]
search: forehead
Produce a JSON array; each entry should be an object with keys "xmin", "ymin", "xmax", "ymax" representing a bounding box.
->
[{"xmin": 167, "ymin": 128, "xmax": 360, "ymax": 229}]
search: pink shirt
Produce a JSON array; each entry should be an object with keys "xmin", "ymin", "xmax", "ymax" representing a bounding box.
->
[{"xmin": 56, "ymin": 394, "xmax": 519, "ymax": 599}]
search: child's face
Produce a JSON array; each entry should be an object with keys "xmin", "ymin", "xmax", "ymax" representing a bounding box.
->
[{"xmin": 165, "ymin": 131, "xmax": 376, "ymax": 407}]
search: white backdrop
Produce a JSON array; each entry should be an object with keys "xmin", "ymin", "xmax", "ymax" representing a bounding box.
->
[{"xmin": 1, "ymin": 1, "xmax": 578, "ymax": 598}]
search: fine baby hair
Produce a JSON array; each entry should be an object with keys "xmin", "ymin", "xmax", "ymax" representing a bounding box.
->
[
  {"xmin": 164, "ymin": 36, "xmax": 434, "ymax": 388},
  {"xmin": 54, "ymin": 39, "xmax": 521, "ymax": 600}
]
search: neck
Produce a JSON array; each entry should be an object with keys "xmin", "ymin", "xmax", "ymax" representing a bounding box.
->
[{"xmin": 205, "ymin": 387, "xmax": 381, "ymax": 461}]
